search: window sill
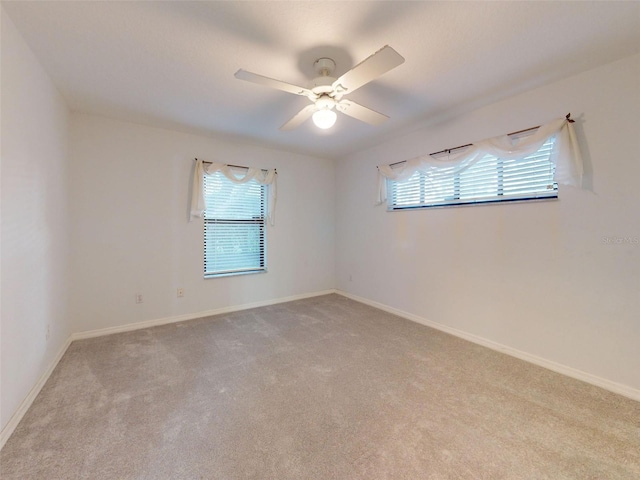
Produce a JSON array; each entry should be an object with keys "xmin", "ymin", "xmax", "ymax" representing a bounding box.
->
[
  {"xmin": 204, "ymin": 268, "xmax": 267, "ymax": 279},
  {"xmin": 388, "ymin": 195, "xmax": 558, "ymax": 211}
]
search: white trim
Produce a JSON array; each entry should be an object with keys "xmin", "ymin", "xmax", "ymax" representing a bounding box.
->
[
  {"xmin": 1, "ymin": 289, "xmax": 336, "ymax": 451},
  {"xmin": 0, "ymin": 337, "xmax": 72, "ymax": 451},
  {"xmin": 6, "ymin": 287, "xmax": 634, "ymax": 453},
  {"xmin": 336, "ymin": 290, "xmax": 640, "ymax": 402},
  {"xmin": 72, "ymin": 289, "xmax": 337, "ymax": 341}
]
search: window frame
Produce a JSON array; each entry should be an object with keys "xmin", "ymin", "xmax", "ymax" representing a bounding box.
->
[
  {"xmin": 387, "ymin": 135, "xmax": 558, "ymax": 211},
  {"xmin": 203, "ymin": 171, "xmax": 268, "ymax": 278}
]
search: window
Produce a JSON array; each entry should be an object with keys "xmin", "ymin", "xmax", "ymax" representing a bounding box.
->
[
  {"xmin": 388, "ymin": 136, "xmax": 558, "ymax": 210},
  {"xmin": 203, "ymin": 171, "xmax": 266, "ymax": 277}
]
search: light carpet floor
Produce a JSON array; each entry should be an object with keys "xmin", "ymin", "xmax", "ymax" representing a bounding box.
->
[{"xmin": 1, "ymin": 294, "xmax": 639, "ymax": 479}]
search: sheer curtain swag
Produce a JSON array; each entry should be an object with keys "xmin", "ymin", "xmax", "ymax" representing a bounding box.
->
[
  {"xmin": 190, "ymin": 159, "xmax": 278, "ymax": 225},
  {"xmin": 376, "ymin": 116, "xmax": 583, "ymax": 205}
]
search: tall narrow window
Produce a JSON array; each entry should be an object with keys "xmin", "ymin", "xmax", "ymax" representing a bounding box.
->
[
  {"xmin": 388, "ymin": 136, "xmax": 557, "ymax": 210},
  {"xmin": 203, "ymin": 171, "xmax": 266, "ymax": 277}
]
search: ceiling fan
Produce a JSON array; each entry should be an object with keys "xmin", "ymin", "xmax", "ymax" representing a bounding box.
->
[{"xmin": 234, "ymin": 45, "xmax": 405, "ymax": 131}]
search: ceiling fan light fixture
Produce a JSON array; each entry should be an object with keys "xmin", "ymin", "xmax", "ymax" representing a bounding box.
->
[
  {"xmin": 235, "ymin": 45, "xmax": 405, "ymax": 131},
  {"xmin": 312, "ymin": 109, "xmax": 337, "ymax": 129}
]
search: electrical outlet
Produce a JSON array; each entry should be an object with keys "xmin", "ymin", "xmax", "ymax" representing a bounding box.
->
[
  {"xmin": 177, "ymin": 288, "xmax": 184, "ymax": 298},
  {"xmin": 349, "ymin": 274, "xmax": 353, "ymax": 282},
  {"xmin": 46, "ymin": 324, "xmax": 51, "ymax": 341},
  {"xmin": 136, "ymin": 293, "xmax": 143, "ymax": 304}
]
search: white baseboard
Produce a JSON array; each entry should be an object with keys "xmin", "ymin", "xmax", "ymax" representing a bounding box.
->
[
  {"xmin": 1, "ymin": 289, "xmax": 337, "ymax": 451},
  {"xmin": 0, "ymin": 337, "xmax": 72, "ymax": 451},
  {"xmin": 336, "ymin": 290, "xmax": 640, "ymax": 403},
  {"xmin": 72, "ymin": 289, "xmax": 338, "ymax": 341},
  {"xmin": 5, "ymin": 287, "xmax": 634, "ymax": 453}
]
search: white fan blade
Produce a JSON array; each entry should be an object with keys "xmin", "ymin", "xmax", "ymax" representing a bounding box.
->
[
  {"xmin": 280, "ymin": 104, "xmax": 318, "ymax": 131},
  {"xmin": 235, "ymin": 69, "xmax": 315, "ymax": 99},
  {"xmin": 336, "ymin": 99, "xmax": 389, "ymax": 126},
  {"xmin": 332, "ymin": 45, "xmax": 404, "ymax": 94}
]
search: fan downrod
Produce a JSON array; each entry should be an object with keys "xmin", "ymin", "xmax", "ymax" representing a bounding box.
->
[
  {"xmin": 313, "ymin": 58, "xmax": 336, "ymax": 76},
  {"xmin": 311, "ymin": 58, "xmax": 336, "ymax": 94}
]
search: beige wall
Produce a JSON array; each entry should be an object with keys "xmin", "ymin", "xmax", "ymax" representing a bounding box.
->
[
  {"xmin": 1, "ymin": 9, "xmax": 72, "ymax": 430},
  {"xmin": 68, "ymin": 114, "xmax": 336, "ymax": 333},
  {"xmin": 335, "ymin": 54, "xmax": 640, "ymax": 392}
]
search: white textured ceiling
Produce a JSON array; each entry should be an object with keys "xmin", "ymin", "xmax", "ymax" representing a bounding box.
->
[{"xmin": 3, "ymin": 1, "xmax": 639, "ymax": 159}]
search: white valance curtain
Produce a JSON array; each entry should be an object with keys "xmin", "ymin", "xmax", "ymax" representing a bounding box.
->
[
  {"xmin": 190, "ymin": 159, "xmax": 278, "ymax": 225},
  {"xmin": 376, "ymin": 117, "xmax": 583, "ymax": 205}
]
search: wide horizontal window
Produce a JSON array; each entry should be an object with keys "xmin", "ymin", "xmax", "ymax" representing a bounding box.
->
[
  {"xmin": 388, "ymin": 136, "xmax": 558, "ymax": 210},
  {"xmin": 377, "ymin": 116, "xmax": 582, "ymax": 210}
]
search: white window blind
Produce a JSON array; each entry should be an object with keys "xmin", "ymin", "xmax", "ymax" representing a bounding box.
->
[
  {"xmin": 203, "ymin": 171, "xmax": 266, "ymax": 277},
  {"xmin": 388, "ymin": 136, "xmax": 557, "ymax": 209}
]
